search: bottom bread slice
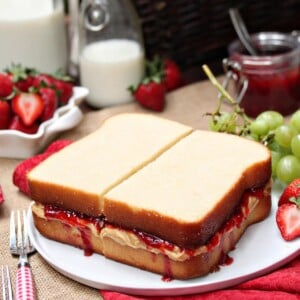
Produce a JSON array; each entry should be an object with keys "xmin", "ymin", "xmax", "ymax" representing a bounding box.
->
[{"xmin": 31, "ymin": 183, "xmax": 271, "ymax": 280}]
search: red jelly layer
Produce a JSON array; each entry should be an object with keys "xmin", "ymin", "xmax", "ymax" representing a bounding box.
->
[{"xmin": 43, "ymin": 184, "xmax": 267, "ymax": 257}]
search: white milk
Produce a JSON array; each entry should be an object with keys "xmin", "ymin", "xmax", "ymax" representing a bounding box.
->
[
  {"xmin": 79, "ymin": 39, "xmax": 144, "ymax": 107},
  {"xmin": 0, "ymin": 0, "xmax": 68, "ymax": 73}
]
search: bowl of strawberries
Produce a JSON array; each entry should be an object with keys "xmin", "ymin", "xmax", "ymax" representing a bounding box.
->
[{"xmin": 0, "ymin": 65, "xmax": 89, "ymax": 159}]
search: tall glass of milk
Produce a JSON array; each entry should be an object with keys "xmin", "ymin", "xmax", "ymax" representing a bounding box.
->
[
  {"xmin": 0, "ymin": 0, "xmax": 68, "ymax": 73},
  {"xmin": 79, "ymin": 0, "xmax": 145, "ymax": 108}
]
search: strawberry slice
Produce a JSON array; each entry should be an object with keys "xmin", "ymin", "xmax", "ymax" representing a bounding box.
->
[
  {"xmin": 11, "ymin": 92, "xmax": 44, "ymax": 126},
  {"xmin": 9, "ymin": 115, "xmax": 39, "ymax": 134},
  {"xmin": 276, "ymin": 201, "xmax": 300, "ymax": 241},
  {"xmin": 278, "ymin": 178, "xmax": 300, "ymax": 206}
]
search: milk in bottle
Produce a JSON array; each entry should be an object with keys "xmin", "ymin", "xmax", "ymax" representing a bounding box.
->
[{"xmin": 0, "ymin": 0, "xmax": 68, "ymax": 73}]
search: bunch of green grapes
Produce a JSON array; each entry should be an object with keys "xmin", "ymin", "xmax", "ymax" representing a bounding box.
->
[
  {"xmin": 209, "ymin": 109, "xmax": 300, "ymax": 184},
  {"xmin": 203, "ymin": 63, "xmax": 300, "ymax": 184},
  {"xmin": 251, "ymin": 110, "xmax": 300, "ymax": 184}
]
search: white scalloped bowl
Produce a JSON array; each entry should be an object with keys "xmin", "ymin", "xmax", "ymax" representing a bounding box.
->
[{"xmin": 0, "ymin": 86, "xmax": 89, "ymax": 159}]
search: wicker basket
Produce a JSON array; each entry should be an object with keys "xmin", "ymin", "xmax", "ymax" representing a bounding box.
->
[{"xmin": 132, "ymin": 0, "xmax": 300, "ymax": 83}]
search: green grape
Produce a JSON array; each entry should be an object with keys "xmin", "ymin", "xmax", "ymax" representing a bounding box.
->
[
  {"xmin": 249, "ymin": 119, "xmax": 269, "ymax": 136},
  {"xmin": 290, "ymin": 110, "xmax": 300, "ymax": 132},
  {"xmin": 276, "ymin": 155, "xmax": 300, "ymax": 184},
  {"xmin": 209, "ymin": 112, "xmax": 236, "ymax": 133},
  {"xmin": 256, "ymin": 111, "xmax": 284, "ymax": 130},
  {"xmin": 245, "ymin": 134, "xmax": 259, "ymax": 141},
  {"xmin": 291, "ymin": 134, "xmax": 300, "ymax": 158},
  {"xmin": 271, "ymin": 150, "xmax": 282, "ymax": 178},
  {"xmin": 274, "ymin": 125, "xmax": 297, "ymax": 148},
  {"xmin": 268, "ymin": 141, "xmax": 292, "ymax": 156}
]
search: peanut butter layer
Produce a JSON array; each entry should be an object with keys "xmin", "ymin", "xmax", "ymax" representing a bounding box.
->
[{"xmin": 32, "ymin": 180, "xmax": 271, "ymax": 262}]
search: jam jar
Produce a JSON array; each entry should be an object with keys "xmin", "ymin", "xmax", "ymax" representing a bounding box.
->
[{"xmin": 225, "ymin": 32, "xmax": 300, "ymax": 118}]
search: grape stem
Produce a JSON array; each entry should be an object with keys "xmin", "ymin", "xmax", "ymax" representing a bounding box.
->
[
  {"xmin": 202, "ymin": 64, "xmax": 236, "ymax": 106},
  {"xmin": 202, "ymin": 64, "xmax": 252, "ymax": 136}
]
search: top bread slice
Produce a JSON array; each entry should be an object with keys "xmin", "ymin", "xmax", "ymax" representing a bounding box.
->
[
  {"xmin": 103, "ymin": 130, "xmax": 271, "ymax": 248},
  {"xmin": 28, "ymin": 113, "xmax": 192, "ymax": 215},
  {"xmin": 28, "ymin": 113, "xmax": 271, "ymax": 249}
]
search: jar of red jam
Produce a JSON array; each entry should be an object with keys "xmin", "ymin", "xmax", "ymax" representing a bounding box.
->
[{"xmin": 225, "ymin": 32, "xmax": 300, "ymax": 118}]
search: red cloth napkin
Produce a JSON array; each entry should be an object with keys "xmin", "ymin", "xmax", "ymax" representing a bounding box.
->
[{"xmin": 100, "ymin": 255, "xmax": 300, "ymax": 300}]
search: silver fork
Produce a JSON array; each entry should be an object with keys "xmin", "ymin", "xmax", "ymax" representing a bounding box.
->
[
  {"xmin": 1, "ymin": 265, "xmax": 13, "ymax": 300},
  {"xmin": 10, "ymin": 210, "xmax": 36, "ymax": 300}
]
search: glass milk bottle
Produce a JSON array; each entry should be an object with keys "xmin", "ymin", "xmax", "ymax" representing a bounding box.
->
[
  {"xmin": 79, "ymin": 0, "xmax": 145, "ymax": 108},
  {"xmin": 0, "ymin": 0, "xmax": 68, "ymax": 73}
]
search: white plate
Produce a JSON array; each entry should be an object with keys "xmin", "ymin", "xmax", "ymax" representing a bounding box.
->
[
  {"xmin": 0, "ymin": 86, "xmax": 89, "ymax": 159},
  {"xmin": 28, "ymin": 181, "xmax": 300, "ymax": 296}
]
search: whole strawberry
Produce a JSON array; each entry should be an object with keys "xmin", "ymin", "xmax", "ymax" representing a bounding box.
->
[
  {"xmin": 0, "ymin": 72, "xmax": 13, "ymax": 97},
  {"xmin": 39, "ymin": 87, "xmax": 58, "ymax": 122},
  {"xmin": 132, "ymin": 80, "xmax": 165, "ymax": 112},
  {"xmin": 276, "ymin": 178, "xmax": 300, "ymax": 241},
  {"xmin": 163, "ymin": 59, "xmax": 182, "ymax": 91},
  {"xmin": 54, "ymin": 79, "xmax": 73, "ymax": 104},
  {"xmin": 32, "ymin": 73, "xmax": 55, "ymax": 88},
  {"xmin": 0, "ymin": 100, "xmax": 11, "ymax": 129},
  {"xmin": 7, "ymin": 64, "xmax": 36, "ymax": 92},
  {"xmin": 0, "ymin": 185, "xmax": 4, "ymax": 205}
]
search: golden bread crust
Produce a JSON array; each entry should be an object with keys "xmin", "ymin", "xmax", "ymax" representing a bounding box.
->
[
  {"xmin": 103, "ymin": 132, "xmax": 271, "ymax": 248},
  {"xmin": 29, "ymin": 180, "xmax": 101, "ymax": 216},
  {"xmin": 27, "ymin": 113, "xmax": 192, "ymax": 216},
  {"xmin": 103, "ymin": 177, "xmax": 271, "ymax": 248}
]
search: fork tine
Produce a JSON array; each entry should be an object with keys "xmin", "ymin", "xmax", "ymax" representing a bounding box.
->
[
  {"xmin": 22, "ymin": 210, "xmax": 28, "ymax": 252},
  {"xmin": 22, "ymin": 210, "xmax": 33, "ymax": 253},
  {"xmin": 1, "ymin": 266, "xmax": 5, "ymax": 300},
  {"xmin": 1, "ymin": 265, "xmax": 13, "ymax": 300},
  {"xmin": 6, "ymin": 266, "xmax": 13, "ymax": 300},
  {"xmin": 17, "ymin": 211, "xmax": 23, "ymax": 254},
  {"xmin": 9, "ymin": 211, "xmax": 17, "ymax": 255}
]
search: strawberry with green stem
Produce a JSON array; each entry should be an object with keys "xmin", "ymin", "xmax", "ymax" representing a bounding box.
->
[
  {"xmin": 130, "ymin": 78, "xmax": 165, "ymax": 112},
  {"xmin": 130, "ymin": 57, "xmax": 166, "ymax": 112},
  {"xmin": 7, "ymin": 64, "xmax": 36, "ymax": 92},
  {"xmin": 145, "ymin": 55, "xmax": 182, "ymax": 92},
  {"xmin": 130, "ymin": 56, "xmax": 184, "ymax": 111}
]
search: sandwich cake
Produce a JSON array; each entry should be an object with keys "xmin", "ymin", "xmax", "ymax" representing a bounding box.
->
[{"xmin": 28, "ymin": 113, "xmax": 272, "ymax": 280}]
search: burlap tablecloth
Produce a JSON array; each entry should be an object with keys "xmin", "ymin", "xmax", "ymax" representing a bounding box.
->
[{"xmin": 0, "ymin": 80, "xmax": 223, "ymax": 299}]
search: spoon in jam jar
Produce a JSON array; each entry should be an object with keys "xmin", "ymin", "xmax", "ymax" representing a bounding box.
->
[{"xmin": 229, "ymin": 8, "xmax": 258, "ymax": 56}]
